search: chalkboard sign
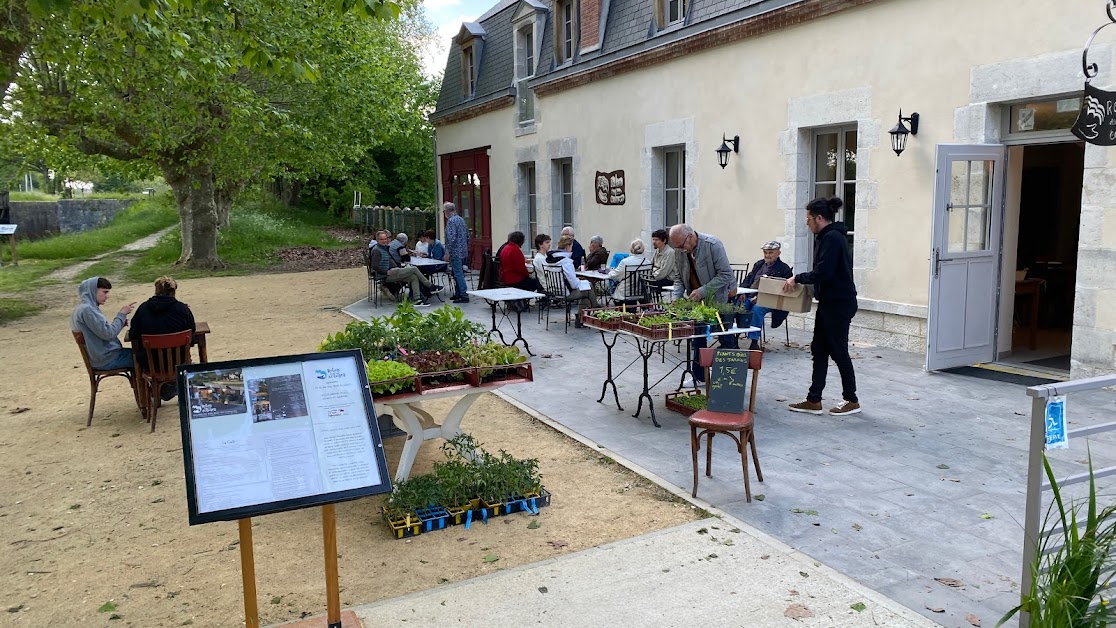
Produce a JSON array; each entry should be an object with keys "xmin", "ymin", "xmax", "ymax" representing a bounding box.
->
[{"xmin": 707, "ymin": 349, "xmax": 750, "ymax": 414}]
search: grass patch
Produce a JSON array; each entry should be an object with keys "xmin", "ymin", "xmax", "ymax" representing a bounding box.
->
[
  {"xmin": 0, "ymin": 297, "xmax": 43, "ymax": 323},
  {"xmin": 15, "ymin": 197, "xmax": 178, "ymax": 261},
  {"xmin": 126, "ymin": 199, "xmax": 347, "ymax": 282},
  {"xmin": 0, "ymin": 259, "xmax": 69, "ymax": 293},
  {"xmin": 8, "ymin": 191, "xmax": 59, "ymax": 201},
  {"xmin": 75, "ymin": 254, "xmax": 130, "ymax": 283}
]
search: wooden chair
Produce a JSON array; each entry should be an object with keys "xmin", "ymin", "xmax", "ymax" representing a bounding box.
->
[
  {"xmin": 689, "ymin": 348, "xmax": 764, "ymax": 502},
  {"xmin": 73, "ymin": 331, "xmax": 140, "ymax": 427},
  {"xmin": 140, "ymin": 330, "xmax": 194, "ymax": 433}
]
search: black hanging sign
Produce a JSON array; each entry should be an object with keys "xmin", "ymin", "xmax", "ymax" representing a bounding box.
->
[
  {"xmin": 594, "ymin": 170, "xmax": 626, "ymax": 205},
  {"xmin": 1073, "ymin": 1, "xmax": 1116, "ymax": 145},
  {"xmin": 1072, "ymin": 83, "xmax": 1116, "ymax": 145}
]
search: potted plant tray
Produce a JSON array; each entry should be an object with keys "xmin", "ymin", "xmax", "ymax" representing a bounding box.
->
[
  {"xmin": 415, "ymin": 505, "xmax": 452, "ymax": 532},
  {"xmin": 368, "ymin": 376, "xmax": 419, "ymax": 403},
  {"xmin": 665, "ymin": 390, "xmax": 708, "ymax": 416},
  {"xmin": 416, "ymin": 367, "xmax": 480, "ymax": 395},
  {"xmin": 505, "ymin": 488, "xmax": 552, "ymax": 515},
  {"xmin": 381, "ymin": 506, "xmax": 422, "ymax": 539},
  {"xmin": 479, "ymin": 362, "xmax": 533, "ymax": 386}
]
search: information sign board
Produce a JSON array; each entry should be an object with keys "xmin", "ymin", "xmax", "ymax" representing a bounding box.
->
[
  {"xmin": 178, "ymin": 350, "xmax": 392, "ymax": 525},
  {"xmin": 0, "ymin": 224, "xmax": 16, "ymax": 235}
]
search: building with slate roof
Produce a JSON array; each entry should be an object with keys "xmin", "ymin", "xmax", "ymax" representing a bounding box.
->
[{"xmin": 431, "ymin": 0, "xmax": 1116, "ymax": 380}]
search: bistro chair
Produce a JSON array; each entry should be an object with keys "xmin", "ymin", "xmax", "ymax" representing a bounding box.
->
[
  {"xmin": 615, "ymin": 264, "xmax": 653, "ymax": 306},
  {"xmin": 363, "ymin": 247, "xmax": 410, "ymax": 307},
  {"xmin": 730, "ymin": 263, "xmax": 751, "ymax": 290},
  {"xmin": 689, "ymin": 348, "xmax": 764, "ymax": 502},
  {"xmin": 73, "ymin": 331, "xmax": 140, "ymax": 427},
  {"xmin": 540, "ymin": 265, "xmax": 575, "ymax": 333},
  {"xmin": 140, "ymin": 330, "xmax": 194, "ymax": 433}
]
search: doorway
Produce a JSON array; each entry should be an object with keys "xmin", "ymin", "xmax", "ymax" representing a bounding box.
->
[
  {"xmin": 439, "ymin": 147, "xmax": 492, "ymax": 270},
  {"xmin": 999, "ymin": 141, "xmax": 1084, "ymax": 374}
]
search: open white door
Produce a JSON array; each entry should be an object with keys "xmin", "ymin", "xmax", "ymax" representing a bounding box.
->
[{"xmin": 926, "ymin": 144, "xmax": 1006, "ymax": 371}]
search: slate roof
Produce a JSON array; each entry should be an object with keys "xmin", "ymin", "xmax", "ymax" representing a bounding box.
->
[{"xmin": 434, "ymin": 0, "xmax": 791, "ymax": 120}]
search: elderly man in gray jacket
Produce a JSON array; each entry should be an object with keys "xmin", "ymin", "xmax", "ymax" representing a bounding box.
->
[{"xmin": 669, "ymin": 224, "xmax": 739, "ymax": 386}]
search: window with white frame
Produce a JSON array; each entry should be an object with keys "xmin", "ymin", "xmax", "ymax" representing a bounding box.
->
[
  {"xmin": 556, "ymin": 0, "xmax": 576, "ymax": 64},
  {"xmin": 461, "ymin": 43, "xmax": 476, "ymax": 98},
  {"xmin": 664, "ymin": 147, "xmax": 685, "ymax": 227},
  {"xmin": 516, "ymin": 26, "xmax": 535, "ymax": 123},
  {"xmin": 665, "ymin": 0, "xmax": 686, "ymax": 25},
  {"xmin": 521, "ymin": 163, "xmax": 537, "ymax": 243},
  {"xmin": 557, "ymin": 159, "xmax": 573, "ymax": 228},
  {"xmin": 813, "ymin": 127, "xmax": 857, "ymax": 260}
]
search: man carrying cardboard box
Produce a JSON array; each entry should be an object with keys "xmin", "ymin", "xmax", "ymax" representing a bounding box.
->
[{"xmin": 783, "ymin": 197, "xmax": 860, "ymax": 416}]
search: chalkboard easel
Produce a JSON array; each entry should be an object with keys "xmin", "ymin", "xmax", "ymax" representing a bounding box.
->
[{"xmin": 707, "ymin": 349, "xmax": 753, "ymax": 414}]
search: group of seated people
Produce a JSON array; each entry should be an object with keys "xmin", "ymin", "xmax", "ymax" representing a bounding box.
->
[
  {"xmin": 367, "ymin": 229, "xmax": 445, "ymax": 306},
  {"xmin": 71, "ymin": 275, "xmax": 196, "ymax": 401},
  {"xmin": 492, "ymin": 224, "xmax": 794, "ymax": 342}
]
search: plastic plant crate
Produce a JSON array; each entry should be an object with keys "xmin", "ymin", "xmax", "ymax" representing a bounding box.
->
[
  {"xmin": 416, "ymin": 367, "xmax": 479, "ymax": 395},
  {"xmin": 368, "ymin": 376, "xmax": 419, "ymax": 403},
  {"xmin": 415, "ymin": 505, "xmax": 452, "ymax": 533},
  {"xmin": 381, "ymin": 507, "xmax": 422, "ymax": 539},
  {"xmin": 479, "ymin": 362, "xmax": 533, "ymax": 386},
  {"xmin": 665, "ymin": 390, "xmax": 707, "ymax": 416}
]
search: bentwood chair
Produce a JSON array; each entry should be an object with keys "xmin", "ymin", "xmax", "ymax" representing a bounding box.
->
[
  {"xmin": 140, "ymin": 330, "xmax": 193, "ymax": 432},
  {"xmin": 689, "ymin": 348, "xmax": 764, "ymax": 502},
  {"xmin": 73, "ymin": 331, "xmax": 140, "ymax": 426}
]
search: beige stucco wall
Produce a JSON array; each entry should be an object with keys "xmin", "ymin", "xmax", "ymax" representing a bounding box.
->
[{"xmin": 434, "ymin": 0, "xmax": 1116, "ymax": 374}]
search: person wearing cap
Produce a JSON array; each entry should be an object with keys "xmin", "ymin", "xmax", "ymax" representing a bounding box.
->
[{"xmin": 739, "ymin": 240, "xmax": 794, "ymax": 350}]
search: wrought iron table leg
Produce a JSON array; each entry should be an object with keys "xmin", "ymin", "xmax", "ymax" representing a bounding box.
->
[
  {"xmin": 597, "ymin": 331, "xmax": 622, "ymax": 410},
  {"xmin": 485, "ymin": 300, "xmax": 507, "ymax": 345},
  {"xmin": 510, "ymin": 307, "xmax": 534, "ymax": 356},
  {"xmin": 633, "ymin": 339, "xmax": 660, "ymax": 427}
]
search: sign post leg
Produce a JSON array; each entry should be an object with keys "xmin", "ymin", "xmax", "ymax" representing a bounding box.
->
[
  {"xmin": 322, "ymin": 504, "xmax": 342, "ymax": 628},
  {"xmin": 8, "ymin": 235, "xmax": 16, "ymax": 266},
  {"xmin": 238, "ymin": 518, "xmax": 260, "ymax": 628}
]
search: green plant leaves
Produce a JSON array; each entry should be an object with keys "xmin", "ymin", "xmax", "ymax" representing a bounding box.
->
[{"xmin": 97, "ymin": 602, "xmax": 117, "ymax": 612}]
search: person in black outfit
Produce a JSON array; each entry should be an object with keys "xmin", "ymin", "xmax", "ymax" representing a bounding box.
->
[
  {"xmin": 130, "ymin": 276, "xmax": 196, "ymax": 401},
  {"xmin": 783, "ymin": 197, "xmax": 861, "ymax": 416}
]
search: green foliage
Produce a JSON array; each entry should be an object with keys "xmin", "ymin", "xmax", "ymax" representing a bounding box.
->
[
  {"xmin": 999, "ymin": 452, "xmax": 1116, "ymax": 627},
  {"xmin": 14, "ymin": 198, "xmax": 178, "ymax": 261},
  {"xmin": 590, "ymin": 310, "xmax": 624, "ymax": 320},
  {"xmin": 386, "ymin": 473, "xmax": 445, "ymax": 514},
  {"xmin": 673, "ymin": 393, "xmax": 708, "ymax": 411},
  {"xmin": 319, "ymin": 319, "xmax": 396, "ymax": 362},
  {"xmin": 364, "ymin": 360, "xmax": 416, "ymax": 395},
  {"xmin": 385, "ymin": 302, "xmax": 487, "ymax": 353}
]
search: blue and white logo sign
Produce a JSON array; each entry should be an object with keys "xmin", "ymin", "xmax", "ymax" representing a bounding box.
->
[{"xmin": 1044, "ymin": 395, "xmax": 1068, "ymax": 451}]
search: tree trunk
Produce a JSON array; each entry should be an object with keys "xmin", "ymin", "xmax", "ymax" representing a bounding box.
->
[
  {"xmin": 163, "ymin": 163, "xmax": 224, "ymax": 269},
  {"xmin": 215, "ymin": 185, "xmax": 234, "ymax": 230}
]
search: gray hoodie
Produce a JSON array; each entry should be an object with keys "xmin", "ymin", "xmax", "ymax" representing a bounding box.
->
[{"xmin": 71, "ymin": 277, "xmax": 127, "ymax": 369}]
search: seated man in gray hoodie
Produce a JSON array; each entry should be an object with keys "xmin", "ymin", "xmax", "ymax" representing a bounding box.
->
[{"xmin": 71, "ymin": 277, "xmax": 136, "ymax": 370}]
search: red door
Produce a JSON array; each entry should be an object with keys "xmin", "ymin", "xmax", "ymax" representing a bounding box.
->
[{"xmin": 440, "ymin": 148, "xmax": 491, "ymax": 269}]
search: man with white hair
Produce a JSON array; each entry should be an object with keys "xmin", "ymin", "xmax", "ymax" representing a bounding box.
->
[
  {"xmin": 739, "ymin": 240, "xmax": 794, "ymax": 350},
  {"xmin": 560, "ymin": 226, "xmax": 586, "ymax": 269},
  {"xmin": 584, "ymin": 235, "xmax": 609, "ymax": 271},
  {"xmin": 389, "ymin": 232, "xmax": 410, "ymax": 264},
  {"xmin": 669, "ymin": 223, "xmax": 738, "ymax": 387},
  {"xmin": 443, "ymin": 202, "xmax": 470, "ymax": 303}
]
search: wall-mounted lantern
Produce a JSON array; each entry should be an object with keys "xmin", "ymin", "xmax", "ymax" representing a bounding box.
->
[
  {"xmin": 716, "ymin": 134, "xmax": 739, "ymax": 169},
  {"xmin": 888, "ymin": 110, "xmax": 920, "ymax": 156}
]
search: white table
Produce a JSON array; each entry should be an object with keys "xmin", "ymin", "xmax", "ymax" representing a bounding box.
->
[
  {"xmin": 408, "ymin": 257, "xmax": 447, "ymax": 269},
  {"xmin": 737, "ymin": 287, "xmax": 758, "ymax": 295},
  {"xmin": 575, "ymin": 270, "xmax": 611, "ymax": 282},
  {"xmin": 467, "ymin": 288, "xmax": 546, "ymax": 356}
]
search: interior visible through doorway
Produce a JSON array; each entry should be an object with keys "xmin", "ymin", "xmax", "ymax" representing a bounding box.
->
[{"xmin": 1001, "ymin": 141, "xmax": 1083, "ymax": 374}]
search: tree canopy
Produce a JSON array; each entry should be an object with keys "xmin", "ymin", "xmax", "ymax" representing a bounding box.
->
[{"xmin": 3, "ymin": 0, "xmax": 434, "ymax": 267}]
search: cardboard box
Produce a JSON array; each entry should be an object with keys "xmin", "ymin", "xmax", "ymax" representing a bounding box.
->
[{"xmin": 756, "ymin": 276, "xmax": 813, "ymax": 313}]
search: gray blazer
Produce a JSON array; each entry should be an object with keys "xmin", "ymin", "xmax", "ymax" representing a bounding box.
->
[{"xmin": 675, "ymin": 232, "xmax": 735, "ymax": 303}]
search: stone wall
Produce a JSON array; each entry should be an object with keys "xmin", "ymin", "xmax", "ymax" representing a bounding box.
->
[
  {"xmin": 9, "ymin": 199, "xmax": 136, "ymax": 239},
  {"xmin": 786, "ymin": 305, "xmax": 927, "ymax": 355}
]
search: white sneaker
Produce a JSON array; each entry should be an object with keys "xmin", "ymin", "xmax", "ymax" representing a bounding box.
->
[{"xmin": 680, "ymin": 376, "xmax": 698, "ymax": 389}]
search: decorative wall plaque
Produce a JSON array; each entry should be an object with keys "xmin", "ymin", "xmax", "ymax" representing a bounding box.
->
[{"xmin": 595, "ymin": 170, "xmax": 625, "ymax": 205}]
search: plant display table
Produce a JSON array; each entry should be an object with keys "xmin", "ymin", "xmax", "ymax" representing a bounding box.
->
[{"xmin": 581, "ymin": 304, "xmax": 757, "ymax": 427}]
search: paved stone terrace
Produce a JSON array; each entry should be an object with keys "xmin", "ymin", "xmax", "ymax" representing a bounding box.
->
[{"xmin": 344, "ymin": 292, "xmax": 1116, "ymax": 628}]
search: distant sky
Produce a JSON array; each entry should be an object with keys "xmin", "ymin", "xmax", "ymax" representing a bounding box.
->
[{"xmin": 420, "ymin": 0, "xmax": 497, "ymax": 77}]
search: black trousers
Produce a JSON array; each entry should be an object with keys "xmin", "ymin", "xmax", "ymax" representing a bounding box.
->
[{"xmin": 807, "ymin": 300, "xmax": 858, "ymax": 403}]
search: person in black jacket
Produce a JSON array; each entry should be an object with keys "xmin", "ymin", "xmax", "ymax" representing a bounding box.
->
[
  {"xmin": 783, "ymin": 197, "xmax": 861, "ymax": 416},
  {"xmin": 130, "ymin": 276, "xmax": 196, "ymax": 400},
  {"xmin": 739, "ymin": 240, "xmax": 794, "ymax": 350}
]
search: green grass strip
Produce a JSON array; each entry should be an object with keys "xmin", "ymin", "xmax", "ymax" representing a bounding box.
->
[
  {"xmin": 14, "ymin": 198, "xmax": 178, "ymax": 261},
  {"xmin": 0, "ymin": 297, "xmax": 44, "ymax": 324}
]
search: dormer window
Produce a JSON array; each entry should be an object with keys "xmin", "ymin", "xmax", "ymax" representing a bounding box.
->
[
  {"xmin": 455, "ymin": 22, "xmax": 486, "ymax": 100},
  {"xmin": 555, "ymin": 0, "xmax": 577, "ymax": 64},
  {"xmin": 461, "ymin": 44, "xmax": 476, "ymax": 98},
  {"xmin": 519, "ymin": 26, "xmax": 534, "ymax": 78}
]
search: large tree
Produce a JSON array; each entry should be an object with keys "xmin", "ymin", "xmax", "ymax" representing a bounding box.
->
[{"xmin": 7, "ymin": 0, "xmax": 417, "ymax": 267}]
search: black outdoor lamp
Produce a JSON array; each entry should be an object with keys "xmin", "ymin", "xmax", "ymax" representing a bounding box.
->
[
  {"xmin": 716, "ymin": 134, "xmax": 739, "ymax": 169},
  {"xmin": 888, "ymin": 110, "xmax": 920, "ymax": 156}
]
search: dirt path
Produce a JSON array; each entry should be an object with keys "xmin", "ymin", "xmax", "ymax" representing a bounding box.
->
[
  {"xmin": 0, "ymin": 267, "xmax": 700, "ymax": 626},
  {"xmin": 46, "ymin": 225, "xmax": 178, "ymax": 282}
]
